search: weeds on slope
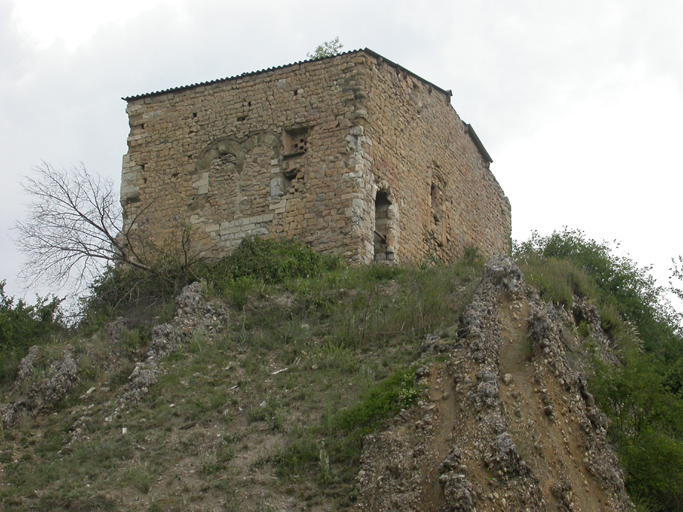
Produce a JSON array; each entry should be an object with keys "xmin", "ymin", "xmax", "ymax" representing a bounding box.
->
[
  {"xmin": 0, "ymin": 239, "xmax": 485, "ymax": 511},
  {"xmin": 516, "ymin": 229, "xmax": 683, "ymax": 512}
]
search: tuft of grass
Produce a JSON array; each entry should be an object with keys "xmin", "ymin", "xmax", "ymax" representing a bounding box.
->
[
  {"xmin": 517, "ymin": 254, "xmax": 594, "ymax": 308},
  {"xmin": 121, "ymin": 327, "xmax": 150, "ymax": 358},
  {"xmin": 200, "ymin": 440, "xmax": 236, "ymax": 476},
  {"xmin": 334, "ymin": 367, "xmax": 419, "ymax": 432},
  {"xmin": 311, "ymin": 341, "xmax": 359, "ymax": 373},
  {"xmin": 248, "ymin": 396, "xmax": 275, "ymax": 423},
  {"xmin": 276, "ymin": 367, "xmax": 420, "ymax": 485},
  {"xmin": 120, "ymin": 464, "xmax": 152, "ymax": 494}
]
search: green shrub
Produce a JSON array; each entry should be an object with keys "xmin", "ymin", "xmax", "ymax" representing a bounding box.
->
[
  {"xmin": 209, "ymin": 237, "xmax": 343, "ymax": 287},
  {"xmin": 0, "ymin": 281, "xmax": 62, "ymax": 386},
  {"xmin": 79, "ymin": 238, "xmax": 341, "ymax": 325},
  {"xmin": 0, "ymin": 281, "xmax": 62, "ymax": 350},
  {"xmin": 462, "ymin": 246, "xmax": 485, "ymax": 267},
  {"xmin": 275, "ymin": 432, "xmax": 319, "ymax": 477},
  {"xmin": 79, "ymin": 265, "xmax": 186, "ymax": 330},
  {"xmin": 275, "ymin": 367, "xmax": 420, "ymax": 485},
  {"xmin": 515, "ymin": 228, "xmax": 678, "ymax": 353},
  {"xmin": 366, "ymin": 263, "xmax": 401, "ymax": 281},
  {"xmin": 517, "ymin": 255, "xmax": 593, "ymax": 307},
  {"xmin": 335, "ymin": 368, "xmax": 418, "ymax": 432},
  {"xmin": 516, "ymin": 229, "xmax": 683, "ymax": 511},
  {"xmin": 623, "ymin": 428, "xmax": 683, "ymax": 511}
]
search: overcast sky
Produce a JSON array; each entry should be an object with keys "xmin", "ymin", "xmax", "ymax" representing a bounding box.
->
[{"xmin": 2, "ymin": 0, "xmax": 682, "ymax": 302}]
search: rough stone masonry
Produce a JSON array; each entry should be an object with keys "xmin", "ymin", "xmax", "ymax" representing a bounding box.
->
[{"xmin": 120, "ymin": 49, "xmax": 511, "ymax": 264}]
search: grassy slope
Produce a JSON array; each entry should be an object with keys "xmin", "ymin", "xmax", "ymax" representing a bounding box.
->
[
  {"xmin": 0, "ymin": 261, "xmax": 483, "ymax": 512},
  {"xmin": 5, "ymin": 230, "xmax": 682, "ymax": 512}
]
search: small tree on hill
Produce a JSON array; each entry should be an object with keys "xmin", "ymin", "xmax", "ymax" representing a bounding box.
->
[
  {"xmin": 15, "ymin": 163, "xmax": 153, "ymax": 292},
  {"xmin": 307, "ymin": 37, "xmax": 343, "ymax": 59}
]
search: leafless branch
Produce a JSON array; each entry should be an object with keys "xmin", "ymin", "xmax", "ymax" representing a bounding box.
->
[{"xmin": 14, "ymin": 163, "xmax": 153, "ymax": 292}]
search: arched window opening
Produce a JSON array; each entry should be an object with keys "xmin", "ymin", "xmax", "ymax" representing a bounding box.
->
[{"xmin": 431, "ymin": 183, "xmax": 442, "ymax": 225}]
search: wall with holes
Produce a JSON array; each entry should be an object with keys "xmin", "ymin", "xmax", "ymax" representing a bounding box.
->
[
  {"xmin": 120, "ymin": 50, "xmax": 510, "ymax": 265},
  {"xmin": 121, "ymin": 54, "xmax": 371, "ymax": 262}
]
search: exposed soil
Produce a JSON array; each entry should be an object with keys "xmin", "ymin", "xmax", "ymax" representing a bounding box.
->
[{"xmin": 355, "ymin": 255, "xmax": 633, "ymax": 511}]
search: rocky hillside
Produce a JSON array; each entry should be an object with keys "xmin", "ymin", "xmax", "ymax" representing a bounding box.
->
[
  {"xmin": 356, "ymin": 255, "xmax": 632, "ymax": 511},
  {"xmin": 0, "ymin": 256, "xmax": 634, "ymax": 511}
]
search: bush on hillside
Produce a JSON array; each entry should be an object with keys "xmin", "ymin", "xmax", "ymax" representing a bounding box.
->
[
  {"xmin": 516, "ymin": 229, "xmax": 683, "ymax": 512},
  {"xmin": 208, "ymin": 236, "xmax": 343, "ymax": 286},
  {"xmin": 515, "ymin": 228, "xmax": 679, "ymax": 353},
  {"xmin": 79, "ymin": 237, "xmax": 344, "ymax": 325},
  {"xmin": 0, "ymin": 281, "xmax": 62, "ymax": 385}
]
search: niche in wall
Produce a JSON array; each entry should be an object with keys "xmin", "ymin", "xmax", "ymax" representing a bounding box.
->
[
  {"xmin": 374, "ymin": 190, "xmax": 391, "ymax": 261},
  {"xmin": 283, "ymin": 127, "xmax": 309, "ymax": 156}
]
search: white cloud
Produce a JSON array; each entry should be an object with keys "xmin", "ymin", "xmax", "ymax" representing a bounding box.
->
[
  {"xmin": 496, "ymin": 69, "xmax": 683, "ymax": 286},
  {"xmin": 1, "ymin": 0, "xmax": 682, "ymax": 301},
  {"xmin": 10, "ymin": 0, "xmax": 189, "ymax": 50}
]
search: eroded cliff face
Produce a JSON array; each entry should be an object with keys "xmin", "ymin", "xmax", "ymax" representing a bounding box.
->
[{"xmin": 356, "ymin": 255, "xmax": 633, "ymax": 511}]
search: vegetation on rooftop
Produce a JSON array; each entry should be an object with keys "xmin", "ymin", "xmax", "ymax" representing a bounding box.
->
[{"xmin": 307, "ymin": 37, "xmax": 344, "ymax": 60}]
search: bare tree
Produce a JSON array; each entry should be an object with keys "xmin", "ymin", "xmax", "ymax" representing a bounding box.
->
[{"xmin": 15, "ymin": 163, "xmax": 152, "ymax": 291}]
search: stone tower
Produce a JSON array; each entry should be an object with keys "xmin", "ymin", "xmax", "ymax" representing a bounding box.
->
[{"xmin": 120, "ymin": 49, "xmax": 511, "ymax": 264}]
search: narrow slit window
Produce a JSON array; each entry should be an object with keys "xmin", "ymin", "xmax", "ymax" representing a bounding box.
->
[
  {"xmin": 431, "ymin": 183, "xmax": 442, "ymax": 224},
  {"xmin": 429, "ymin": 180, "xmax": 446, "ymax": 247},
  {"xmin": 374, "ymin": 191, "xmax": 391, "ymax": 261}
]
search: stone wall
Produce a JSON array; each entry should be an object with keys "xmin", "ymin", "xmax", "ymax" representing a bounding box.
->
[
  {"xmin": 355, "ymin": 52, "xmax": 511, "ymax": 264},
  {"xmin": 121, "ymin": 54, "xmax": 369, "ymax": 262},
  {"xmin": 120, "ymin": 50, "xmax": 511, "ymax": 265}
]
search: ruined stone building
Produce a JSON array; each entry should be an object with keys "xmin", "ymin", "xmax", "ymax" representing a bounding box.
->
[{"xmin": 120, "ymin": 49, "xmax": 511, "ymax": 264}]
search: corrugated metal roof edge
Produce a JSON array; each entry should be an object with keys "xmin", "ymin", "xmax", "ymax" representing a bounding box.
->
[
  {"xmin": 120, "ymin": 49, "xmax": 494, "ymax": 164},
  {"xmin": 465, "ymin": 124, "xmax": 493, "ymax": 164},
  {"xmin": 121, "ymin": 48, "xmax": 453, "ymax": 101}
]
